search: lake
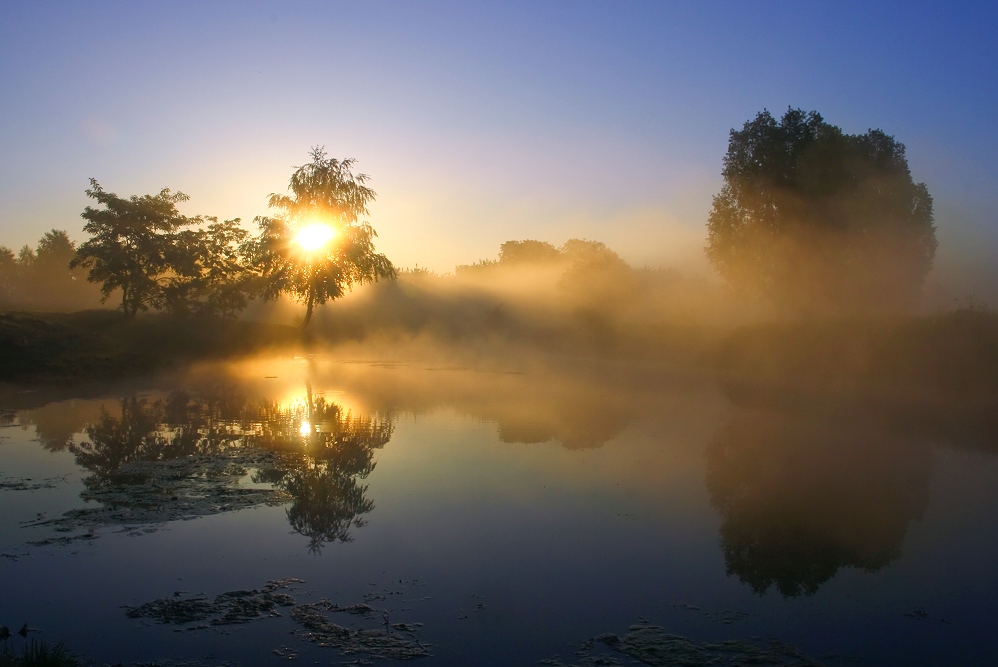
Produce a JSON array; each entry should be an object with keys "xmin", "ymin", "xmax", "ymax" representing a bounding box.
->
[{"xmin": 1, "ymin": 348, "xmax": 996, "ymax": 666}]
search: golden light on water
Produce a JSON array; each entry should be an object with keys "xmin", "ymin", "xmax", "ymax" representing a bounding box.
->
[
  {"xmin": 295, "ymin": 222, "xmax": 336, "ymax": 252},
  {"xmin": 299, "ymin": 421, "xmax": 312, "ymax": 437}
]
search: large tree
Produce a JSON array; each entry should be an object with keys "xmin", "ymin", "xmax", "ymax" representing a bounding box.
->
[
  {"xmin": 706, "ymin": 108, "xmax": 937, "ymax": 314},
  {"xmin": 72, "ymin": 179, "xmax": 195, "ymax": 316},
  {"xmin": 243, "ymin": 147, "xmax": 395, "ymax": 327}
]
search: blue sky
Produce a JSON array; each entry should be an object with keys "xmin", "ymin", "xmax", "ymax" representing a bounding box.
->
[{"xmin": 1, "ymin": 1, "xmax": 995, "ymax": 290}]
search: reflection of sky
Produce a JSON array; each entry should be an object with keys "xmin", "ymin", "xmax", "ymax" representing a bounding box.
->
[
  {"xmin": 4, "ymin": 355, "xmax": 998, "ymax": 663},
  {"xmin": 1, "ymin": 2, "xmax": 996, "ymax": 288}
]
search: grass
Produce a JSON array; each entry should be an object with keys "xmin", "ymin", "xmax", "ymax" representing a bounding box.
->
[
  {"xmin": 0, "ymin": 309, "xmax": 301, "ymax": 383},
  {"xmin": 716, "ymin": 308, "xmax": 998, "ymax": 394},
  {"xmin": 0, "ymin": 640, "xmax": 77, "ymax": 667}
]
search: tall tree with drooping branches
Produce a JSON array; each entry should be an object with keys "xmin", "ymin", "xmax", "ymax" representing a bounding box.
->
[{"xmin": 243, "ymin": 147, "xmax": 395, "ymax": 327}]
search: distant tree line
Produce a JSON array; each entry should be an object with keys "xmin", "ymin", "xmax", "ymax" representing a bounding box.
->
[{"xmin": 0, "ymin": 229, "xmax": 103, "ymax": 310}]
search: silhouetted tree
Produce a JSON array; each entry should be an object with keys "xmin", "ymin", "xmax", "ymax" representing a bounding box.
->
[
  {"xmin": 499, "ymin": 240, "xmax": 562, "ymax": 264},
  {"xmin": 72, "ymin": 179, "xmax": 195, "ymax": 316},
  {"xmin": 706, "ymin": 108, "xmax": 937, "ymax": 313},
  {"xmin": 242, "ymin": 147, "xmax": 396, "ymax": 327},
  {"xmin": 0, "ymin": 246, "xmax": 15, "ymax": 304},
  {"xmin": 161, "ymin": 218, "xmax": 251, "ymax": 318},
  {"xmin": 26, "ymin": 230, "xmax": 98, "ymax": 309}
]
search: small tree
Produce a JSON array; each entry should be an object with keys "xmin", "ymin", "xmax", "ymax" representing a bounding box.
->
[
  {"xmin": 706, "ymin": 108, "xmax": 937, "ymax": 314},
  {"xmin": 243, "ymin": 147, "xmax": 395, "ymax": 327},
  {"xmin": 72, "ymin": 179, "xmax": 195, "ymax": 316}
]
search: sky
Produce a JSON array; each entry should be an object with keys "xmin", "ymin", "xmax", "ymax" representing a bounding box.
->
[{"xmin": 1, "ymin": 1, "xmax": 996, "ymax": 293}]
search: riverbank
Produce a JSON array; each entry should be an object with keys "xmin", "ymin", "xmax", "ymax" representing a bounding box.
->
[{"xmin": 0, "ymin": 310, "xmax": 301, "ymax": 384}]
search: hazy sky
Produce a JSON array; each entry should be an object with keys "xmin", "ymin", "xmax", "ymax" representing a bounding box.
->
[{"xmin": 1, "ymin": 1, "xmax": 995, "ymax": 287}]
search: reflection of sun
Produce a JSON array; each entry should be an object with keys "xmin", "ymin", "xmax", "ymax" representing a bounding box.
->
[
  {"xmin": 299, "ymin": 421, "xmax": 312, "ymax": 437},
  {"xmin": 296, "ymin": 222, "xmax": 336, "ymax": 252}
]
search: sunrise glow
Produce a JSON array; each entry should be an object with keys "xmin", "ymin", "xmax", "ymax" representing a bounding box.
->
[{"xmin": 295, "ymin": 222, "xmax": 336, "ymax": 252}]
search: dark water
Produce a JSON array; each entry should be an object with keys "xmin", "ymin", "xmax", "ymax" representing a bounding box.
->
[{"xmin": 1, "ymin": 351, "xmax": 996, "ymax": 666}]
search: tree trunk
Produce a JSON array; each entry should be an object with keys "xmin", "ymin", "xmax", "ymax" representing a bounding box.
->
[
  {"xmin": 121, "ymin": 285, "xmax": 132, "ymax": 316},
  {"xmin": 303, "ymin": 289, "xmax": 315, "ymax": 328}
]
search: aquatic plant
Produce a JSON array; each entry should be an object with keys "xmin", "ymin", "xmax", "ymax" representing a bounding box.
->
[{"xmin": 0, "ymin": 639, "xmax": 77, "ymax": 667}]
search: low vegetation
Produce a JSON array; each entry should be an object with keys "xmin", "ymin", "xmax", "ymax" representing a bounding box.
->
[{"xmin": 0, "ymin": 310, "xmax": 299, "ymax": 382}]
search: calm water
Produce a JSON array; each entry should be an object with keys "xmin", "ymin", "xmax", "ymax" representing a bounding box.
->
[{"xmin": 1, "ymin": 350, "xmax": 997, "ymax": 666}]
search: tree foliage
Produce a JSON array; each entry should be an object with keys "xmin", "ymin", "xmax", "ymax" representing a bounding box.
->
[
  {"xmin": 72, "ymin": 180, "xmax": 249, "ymax": 317},
  {"xmin": 499, "ymin": 240, "xmax": 562, "ymax": 264},
  {"xmin": 706, "ymin": 108, "xmax": 937, "ymax": 313},
  {"xmin": 72, "ymin": 179, "xmax": 195, "ymax": 316},
  {"xmin": 161, "ymin": 218, "xmax": 251, "ymax": 318},
  {"xmin": 243, "ymin": 147, "xmax": 395, "ymax": 326}
]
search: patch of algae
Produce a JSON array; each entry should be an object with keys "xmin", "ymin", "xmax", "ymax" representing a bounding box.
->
[
  {"xmin": 126, "ymin": 578, "xmax": 301, "ymax": 626},
  {"xmin": 291, "ymin": 601, "xmax": 431, "ymax": 660},
  {"xmin": 23, "ymin": 448, "xmax": 289, "ymax": 542},
  {"xmin": 1, "ymin": 474, "xmax": 68, "ymax": 491},
  {"xmin": 126, "ymin": 579, "xmax": 430, "ymax": 662},
  {"xmin": 542, "ymin": 623, "xmax": 823, "ymax": 667}
]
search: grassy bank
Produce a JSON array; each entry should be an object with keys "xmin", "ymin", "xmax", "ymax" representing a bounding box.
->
[
  {"xmin": 0, "ymin": 310, "xmax": 301, "ymax": 383},
  {"xmin": 717, "ymin": 308, "xmax": 998, "ymax": 394},
  {"xmin": 714, "ymin": 308, "xmax": 998, "ymax": 449}
]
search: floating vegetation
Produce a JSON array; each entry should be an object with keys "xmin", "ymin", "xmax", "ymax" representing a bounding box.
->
[
  {"xmin": 22, "ymin": 446, "xmax": 289, "ymax": 540},
  {"xmin": 0, "ymin": 476, "xmax": 67, "ymax": 492},
  {"xmin": 126, "ymin": 579, "xmax": 431, "ymax": 661},
  {"xmin": 16, "ymin": 391, "xmax": 393, "ymax": 553},
  {"xmin": 126, "ymin": 579, "xmax": 302, "ymax": 626},
  {"xmin": 291, "ymin": 602, "xmax": 430, "ymax": 660},
  {"xmin": 543, "ymin": 622, "xmax": 823, "ymax": 667}
]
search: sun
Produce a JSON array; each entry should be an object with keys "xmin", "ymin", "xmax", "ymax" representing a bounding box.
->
[{"xmin": 295, "ymin": 222, "xmax": 336, "ymax": 252}]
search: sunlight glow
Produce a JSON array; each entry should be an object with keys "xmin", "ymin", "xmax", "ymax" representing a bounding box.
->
[
  {"xmin": 299, "ymin": 421, "xmax": 312, "ymax": 437},
  {"xmin": 295, "ymin": 222, "xmax": 336, "ymax": 252}
]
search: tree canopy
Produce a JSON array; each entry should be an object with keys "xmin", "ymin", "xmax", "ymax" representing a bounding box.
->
[
  {"xmin": 72, "ymin": 179, "xmax": 195, "ymax": 316},
  {"xmin": 72, "ymin": 180, "xmax": 249, "ymax": 317},
  {"xmin": 243, "ymin": 147, "xmax": 395, "ymax": 326},
  {"xmin": 706, "ymin": 108, "xmax": 937, "ymax": 314}
]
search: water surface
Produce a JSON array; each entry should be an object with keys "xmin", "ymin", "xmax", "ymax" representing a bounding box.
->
[{"xmin": 1, "ymin": 350, "xmax": 996, "ymax": 665}]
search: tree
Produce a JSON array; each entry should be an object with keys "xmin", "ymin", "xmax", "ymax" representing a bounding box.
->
[
  {"xmin": 706, "ymin": 108, "xmax": 937, "ymax": 314},
  {"xmin": 26, "ymin": 230, "xmax": 98, "ymax": 309},
  {"xmin": 499, "ymin": 240, "xmax": 561, "ymax": 264},
  {"xmin": 243, "ymin": 147, "xmax": 396, "ymax": 327},
  {"xmin": 0, "ymin": 245, "xmax": 16, "ymax": 305},
  {"xmin": 160, "ymin": 218, "xmax": 251, "ymax": 318},
  {"xmin": 72, "ymin": 179, "xmax": 195, "ymax": 316}
]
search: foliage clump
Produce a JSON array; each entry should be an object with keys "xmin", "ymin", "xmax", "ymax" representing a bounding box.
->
[{"xmin": 707, "ymin": 108, "xmax": 936, "ymax": 314}]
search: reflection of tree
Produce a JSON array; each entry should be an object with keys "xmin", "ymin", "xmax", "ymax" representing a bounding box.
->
[
  {"xmin": 70, "ymin": 396, "xmax": 196, "ymax": 484},
  {"xmin": 705, "ymin": 410, "xmax": 932, "ymax": 597},
  {"xmin": 495, "ymin": 395, "xmax": 628, "ymax": 450},
  {"xmin": 249, "ymin": 386, "xmax": 393, "ymax": 552},
  {"xmin": 51, "ymin": 387, "xmax": 393, "ymax": 553},
  {"xmin": 17, "ymin": 399, "xmax": 109, "ymax": 452}
]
